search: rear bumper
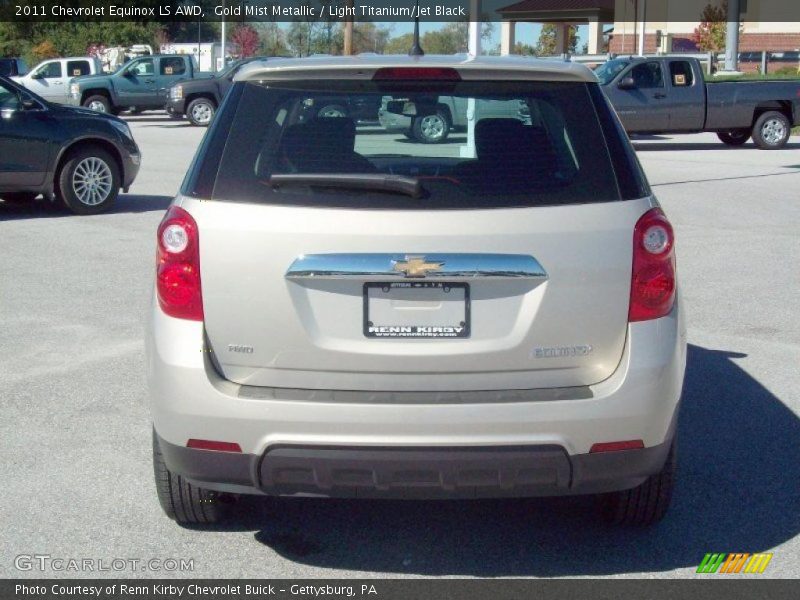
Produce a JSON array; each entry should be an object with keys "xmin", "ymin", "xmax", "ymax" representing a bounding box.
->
[
  {"xmin": 148, "ymin": 296, "xmax": 686, "ymax": 498},
  {"xmin": 156, "ymin": 429, "xmax": 675, "ymax": 498}
]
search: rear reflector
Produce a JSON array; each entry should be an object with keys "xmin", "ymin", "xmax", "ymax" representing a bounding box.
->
[
  {"xmin": 186, "ymin": 439, "xmax": 242, "ymax": 453},
  {"xmin": 373, "ymin": 67, "xmax": 461, "ymax": 81},
  {"xmin": 589, "ymin": 440, "xmax": 645, "ymax": 453}
]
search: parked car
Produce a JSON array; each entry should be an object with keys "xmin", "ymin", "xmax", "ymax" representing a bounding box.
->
[
  {"xmin": 595, "ymin": 56, "xmax": 800, "ymax": 148},
  {"xmin": 379, "ymin": 95, "xmax": 526, "ymax": 143},
  {"xmin": 148, "ymin": 55, "xmax": 686, "ymax": 527},
  {"xmin": 166, "ymin": 57, "xmax": 265, "ymax": 126},
  {"xmin": 0, "ymin": 76, "xmax": 140, "ymax": 214},
  {"xmin": 298, "ymin": 94, "xmax": 382, "ymax": 126},
  {"xmin": 0, "ymin": 57, "xmax": 28, "ymax": 77},
  {"xmin": 69, "ymin": 54, "xmax": 212, "ymax": 114},
  {"xmin": 11, "ymin": 57, "xmax": 101, "ymax": 104}
]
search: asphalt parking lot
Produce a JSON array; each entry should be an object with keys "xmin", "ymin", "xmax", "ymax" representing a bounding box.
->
[{"xmin": 1, "ymin": 116, "xmax": 799, "ymax": 579}]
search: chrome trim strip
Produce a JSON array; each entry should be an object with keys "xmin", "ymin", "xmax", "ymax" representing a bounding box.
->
[
  {"xmin": 238, "ymin": 385, "xmax": 591, "ymax": 403},
  {"xmin": 285, "ymin": 253, "xmax": 548, "ymax": 281}
]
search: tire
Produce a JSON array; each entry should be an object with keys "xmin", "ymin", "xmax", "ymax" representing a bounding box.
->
[
  {"xmin": 56, "ymin": 145, "xmax": 119, "ymax": 215},
  {"xmin": 600, "ymin": 441, "xmax": 675, "ymax": 526},
  {"xmin": 152, "ymin": 430, "xmax": 230, "ymax": 526},
  {"xmin": 717, "ymin": 130, "xmax": 750, "ymax": 146},
  {"xmin": 1, "ymin": 192, "xmax": 38, "ymax": 203},
  {"xmin": 412, "ymin": 109, "xmax": 450, "ymax": 143},
  {"xmin": 317, "ymin": 104, "xmax": 348, "ymax": 119},
  {"xmin": 751, "ymin": 110, "xmax": 791, "ymax": 149},
  {"xmin": 186, "ymin": 97, "xmax": 216, "ymax": 127},
  {"xmin": 82, "ymin": 94, "xmax": 111, "ymax": 114}
]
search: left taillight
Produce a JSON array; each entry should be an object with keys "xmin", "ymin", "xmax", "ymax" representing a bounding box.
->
[{"xmin": 156, "ymin": 206, "xmax": 203, "ymax": 321}]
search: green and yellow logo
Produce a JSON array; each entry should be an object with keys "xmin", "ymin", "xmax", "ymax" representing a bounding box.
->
[{"xmin": 697, "ymin": 553, "xmax": 773, "ymax": 574}]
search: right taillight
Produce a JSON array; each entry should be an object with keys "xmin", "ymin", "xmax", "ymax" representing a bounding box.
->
[
  {"xmin": 629, "ymin": 208, "xmax": 676, "ymax": 322},
  {"xmin": 156, "ymin": 206, "xmax": 203, "ymax": 321}
]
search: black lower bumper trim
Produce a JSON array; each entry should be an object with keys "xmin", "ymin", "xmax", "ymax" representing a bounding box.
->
[{"xmin": 156, "ymin": 433, "xmax": 674, "ymax": 499}]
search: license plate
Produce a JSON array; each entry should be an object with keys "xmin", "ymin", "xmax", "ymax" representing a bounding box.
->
[{"xmin": 364, "ymin": 282, "xmax": 470, "ymax": 338}]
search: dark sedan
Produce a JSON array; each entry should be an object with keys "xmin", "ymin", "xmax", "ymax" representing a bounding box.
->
[{"xmin": 0, "ymin": 76, "xmax": 140, "ymax": 214}]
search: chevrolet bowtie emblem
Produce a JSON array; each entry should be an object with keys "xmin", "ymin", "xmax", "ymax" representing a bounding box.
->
[{"xmin": 392, "ymin": 256, "xmax": 444, "ymax": 278}]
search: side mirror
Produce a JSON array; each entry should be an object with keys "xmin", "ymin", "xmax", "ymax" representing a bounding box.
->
[
  {"xmin": 618, "ymin": 76, "xmax": 636, "ymax": 90},
  {"xmin": 21, "ymin": 97, "xmax": 39, "ymax": 110},
  {"xmin": 30, "ymin": 72, "xmax": 44, "ymax": 80},
  {"xmin": 123, "ymin": 69, "xmax": 135, "ymax": 78}
]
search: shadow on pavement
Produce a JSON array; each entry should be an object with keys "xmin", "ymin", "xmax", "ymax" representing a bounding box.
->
[
  {"xmin": 121, "ymin": 115, "xmax": 179, "ymax": 123},
  {"xmin": 652, "ymin": 170, "xmax": 800, "ymax": 187},
  {"xmin": 0, "ymin": 194, "xmax": 172, "ymax": 221},
  {"xmin": 211, "ymin": 344, "xmax": 799, "ymax": 576},
  {"xmin": 634, "ymin": 141, "xmax": 800, "ymax": 151}
]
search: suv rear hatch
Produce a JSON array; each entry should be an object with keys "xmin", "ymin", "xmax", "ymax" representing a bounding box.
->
[{"xmin": 181, "ymin": 67, "xmax": 653, "ymax": 391}]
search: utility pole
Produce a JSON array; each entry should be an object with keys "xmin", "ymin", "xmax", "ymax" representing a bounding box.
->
[
  {"xmin": 468, "ymin": 0, "xmax": 481, "ymax": 56},
  {"xmin": 723, "ymin": 0, "xmax": 741, "ymax": 72},
  {"xmin": 220, "ymin": 0, "xmax": 226, "ymax": 71},
  {"xmin": 343, "ymin": 0, "xmax": 354, "ymax": 55},
  {"xmin": 637, "ymin": 0, "xmax": 646, "ymax": 56}
]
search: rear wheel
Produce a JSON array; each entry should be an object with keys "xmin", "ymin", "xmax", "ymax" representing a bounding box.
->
[
  {"xmin": 186, "ymin": 97, "xmax": 216, "ymax": 127},
  {"xmin": 82, "ymin": 95, "xmax": 111, "ymax": 113},
  {"xmin": 599, "ymin": 441, "xmax": 675, "ymax": 526},
  {"xmin": 317, "ymin": 104, "xmax": 348, "ymax": 119},
  {"xmin": 56, "ymin": 145, "xmax": 119, "ymax": 215},
  {"xmin": 152, "ymin": 430, "xmax": 230, "ymax": 525},
  {"xmin": 752, "ymin": 111, "xmax": 791, "ymax": 149},
  {"xmin": 412, "ymin": 110, "xmax": 450, "ymax": 143},
  {"xmin": 717, "ymin": 129, "xmax": 750, "ymax": 146}
]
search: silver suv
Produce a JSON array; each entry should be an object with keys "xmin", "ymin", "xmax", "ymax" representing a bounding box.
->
[{"xmin": 147, "ymin": 55, "xmax": 686, "ymax": 527}]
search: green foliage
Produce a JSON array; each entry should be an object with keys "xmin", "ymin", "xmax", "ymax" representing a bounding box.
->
[
  {"xmin": 536, "ymin": 24, "xmax": 578, "ymax": 56},
  {"xmin": 384, "ymin": 33, "xmax": 415, "ymax": 55},
  {"xmin": 513, "ymin": 42, "xmax": 538, "ymax": 56},
  {"xmin": 0, "ymin": 21, "xmax": 165, "ymax": 66},
  {"xmin": 693, "ymin": 1, "xmax": 742, "ymax": 53}
]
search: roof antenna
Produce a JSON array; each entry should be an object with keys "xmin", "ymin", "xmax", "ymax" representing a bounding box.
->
[{"xmin": 409, "ymin": 0, "xmax": 425, "ymax": 56}]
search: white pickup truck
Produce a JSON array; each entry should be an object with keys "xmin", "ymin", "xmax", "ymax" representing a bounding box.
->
[{"xmin": 12, "ymin": 57, "xmax": 102, "ymax": 105}]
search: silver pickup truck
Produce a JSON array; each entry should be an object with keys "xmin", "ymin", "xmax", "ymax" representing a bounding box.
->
[{"xmin": 597, "ymin": 56, "xmax": 800, "ymax": 149}]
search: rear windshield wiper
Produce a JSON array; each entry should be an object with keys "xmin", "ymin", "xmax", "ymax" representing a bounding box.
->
[{"xmin": 265, "ymin": 173, "xmax": 423, "ymax": 199}]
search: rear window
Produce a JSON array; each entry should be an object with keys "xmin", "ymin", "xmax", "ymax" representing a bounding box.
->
[
  {"xmin": 66, "ymin": 60, "xmax": 91, "ymax": 77},
  {"xmin": 188, "ymin": 79, "xmax": 636, "ymax": 209}
]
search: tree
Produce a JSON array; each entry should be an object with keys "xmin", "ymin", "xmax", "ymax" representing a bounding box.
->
[
  {"xmin": 535, "ymin": 24, "xmax": 579, "ymax": 56},
  {"xmin": 231, "ymin": 24, "xmax": 260, "ymax": 58},
  {"xmin": 31, "ymin": 40, "xmax": 59, "ymax": 62},
  {"xmin": 513, "ymin": 42, "xmax": 537, "ymax": 56},
  {"xmin": 384, "ymin": 33, "xmax": 414, "ymax": 55},
  {"xmin": 693, "ymin": 1, "xmax": 730, "ymax": 53},
  {"xmin": 256, "ymin": 22, "xmax": 289, "ymax": 57},
  {"xmin": 286, "ymin": 20, "xmax": 321, "ymax": 57}
]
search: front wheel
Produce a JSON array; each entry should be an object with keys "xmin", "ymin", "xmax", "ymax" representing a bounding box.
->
[
  {"xmin": 186, "ymin": 98, "xmax": 216, "ymax": 127},
  {"xmin": 412, "ymin": 110, "xmax": 450, "ymax": 144},
  {"xmin": 717, "ymin": 130, "xmax": 750, "ymax": 146},
  {"xmin": 599, "ymin": 441, "xmax": 675, "ymax": 526},
  {"xmin": 752, "ymin": 111, "xmax": 791, "ymax": 149},
  {"xmin": 56, "ymin": 146, "xmax": 119, "ymax": 215},
  {"xmin": 153, "ymin": 431, "xmax": 230, "ymax": 525}
]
